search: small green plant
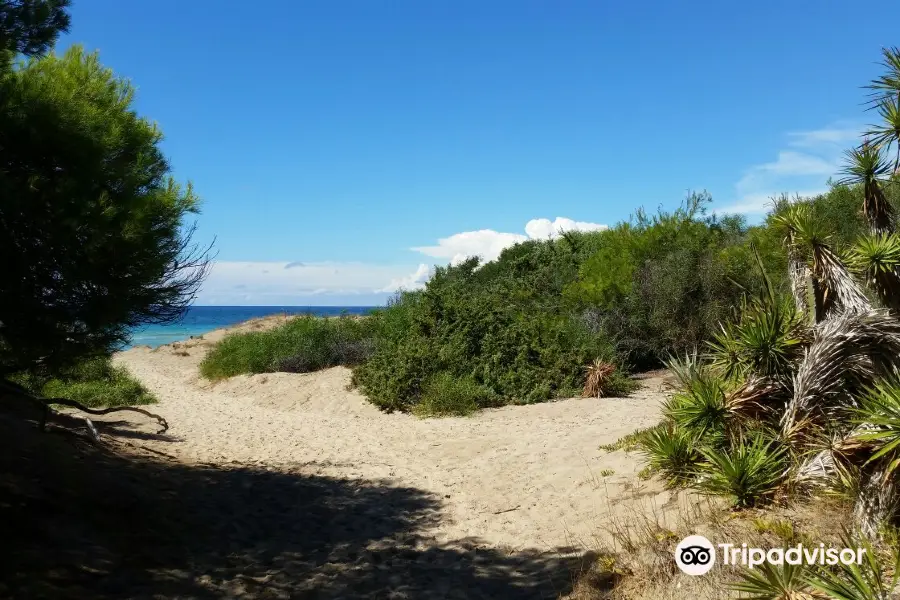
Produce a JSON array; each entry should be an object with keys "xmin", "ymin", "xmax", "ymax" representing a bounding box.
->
[
  {"xmin": 752, "ymin": 517, "xmax": 798, "ymax": 544},
  {"xmin": 638, "ymin": 423, "xmax": 701, "ymax": 487},
  {"xmin": 598, "ymin": 468, "xmax": 615, "ymax": 477},
  {"xmin": 598, "ymin": 425, "xmax": 658, "ymax": 452},
  {"xmin": 664, "ymin": 374, "xmax": 731, "ymax": 442},
  {"xmin": 807, "ymin": 532, "xmax": 900, "ymax": 600},
  {"xmin": 698, "ymin": 435, "xmax": 787, "ymax": 508},
  {"xmin": 730, "ymin": 561, "xmax": 814, "ymax": 600}
]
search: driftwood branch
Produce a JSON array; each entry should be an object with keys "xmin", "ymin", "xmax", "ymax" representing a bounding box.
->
[{"xmin": 0, "ymin": 378, "xmax": 168, "ymax": 435}]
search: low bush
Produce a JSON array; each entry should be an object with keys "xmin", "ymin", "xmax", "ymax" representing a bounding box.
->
[
  {"xmin": 11, "ymin": 356, "xmax": 155, "ymax": 408},
  {"xmin": 199, "ymin": 315, "xmax": 375, "ymax": 380},
  {"xmin": 413, "ymin": 372, "xmax": 499, "ymax": 417},
  {"xmin": 351, "ymin": 266, "xmax": 639, "ymax": 412}
]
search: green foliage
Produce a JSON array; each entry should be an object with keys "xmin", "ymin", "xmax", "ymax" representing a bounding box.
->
[
  {"xmin": 637, "ymin": 423, "xmax": 701, "ymax": 487},
  {"xmin": 598, "ymin": 425, "xmax": 659, "ymax": 452},
  {"xmin": 352, "ymin": 244, "xmax": 630, "ymax": 411},
  {"xmin": 807, "ymin": 533, "xmax": 900, "ymax": 600},
  {"xmin": 664, "ymin": 373, "xmax": 731, "ymax": 442},
  {"xmin": 200, "ymin": 315, "xmax": 375, "ymax": 380},
  {"xmin": 849, "ymin": 233, "xmax": 900, "ymax": 279},
  {"xmin": 730, "ymin": 561, "xmax": 812, "ymax": 600},
  {"xmin": 412, "ymin": 372, "xmax": 499, "ymax": 417},
  {"xmin": 11, "ymin": 356, "xmax": 155, "ymax": 408},
  {"xmin": 708, "ymin": 287, "xmax": 806, "ymax": 381},
  {"xmin": 852, "ymin": 377, "xmax": 900, "ymax": 479},
  {"xmin": 0, "ymin": 0, "xmax": 70, "ymax": 58},
  {"xmin": 698, "ymin": 435, "xmax": 787, "ymax": 507},
  {"xmin": 730, "ymin": 534, "xmax": 900, "ymax": 600},
  {"xmin": 0, "ymin": 46, "xmax": 209, "ymax": 377},
  {"xmin": 565, "ymin": 192, "xmax": 780, "ymax": 368}
]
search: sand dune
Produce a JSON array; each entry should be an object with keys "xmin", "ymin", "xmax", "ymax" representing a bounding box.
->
[{"xmin": 109, "ymin": 318, "xmax": 678, "ymax": 556}]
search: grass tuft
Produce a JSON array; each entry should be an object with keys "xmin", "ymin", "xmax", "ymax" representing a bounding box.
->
[{"xmin": 10, "ymin": 356, "xmax": 155, "ymax": 408}]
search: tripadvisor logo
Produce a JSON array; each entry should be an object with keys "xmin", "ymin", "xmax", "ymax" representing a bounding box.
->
[
  {"xmin": 675, "ymin": 535, "xmax": 716, "ymax": 575},
  {"xmin": 674, "ymin": 534, "xmax": 868, "ymax": 575}
]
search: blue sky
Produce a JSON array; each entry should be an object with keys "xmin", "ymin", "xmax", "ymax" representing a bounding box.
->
[{"xmin": 59, "ymin": 0, "xmax": 900, "ymax": 305}]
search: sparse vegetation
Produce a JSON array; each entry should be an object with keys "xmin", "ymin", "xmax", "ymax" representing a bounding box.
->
[
  {"xmin": 10, "ymin": 356, "xmax": 156, "ymax": 408},
  {"xmin": 199, "ymin": 315, "xmax": 375, "ymax": 380}
]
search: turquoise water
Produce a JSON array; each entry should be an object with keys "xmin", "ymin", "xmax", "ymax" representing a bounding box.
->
[{"xmin": 126, "ymin": 306, "xmax": 377, "ymax": 349}]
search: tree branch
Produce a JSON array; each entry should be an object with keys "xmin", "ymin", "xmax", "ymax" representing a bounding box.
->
[{"xmin": 0, "ymin": 378, "xmax": 168, "ymax": 434}]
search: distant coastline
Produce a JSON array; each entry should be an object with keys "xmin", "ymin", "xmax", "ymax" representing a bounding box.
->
[{"xmin": 125, "ymin": 305, "xmax": 377, "ymax": 349}]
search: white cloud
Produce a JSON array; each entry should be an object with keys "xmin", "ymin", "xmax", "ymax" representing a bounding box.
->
[
  {"xmin": 717, "ymin": 189, "xmax": 828, "ymax": 215},
  {"xmin": 412, "ymin": 230, "xmax": 529, "ymax": 266},
  {"xmin": 196, "ymin": 261, "xmax": 421, "ymax": 305},
  {"xmin": 195, "ymin": 217, "xmax": 608, "ymax": 304},
  {"xmin": 524, "ymin": 217, "xmax": 609, "ymax": 239},
  {"xmin": 412, "ymin": 217, "xmax": 607, "ymax": 265},
  {"xmin": 377, "ymin": 263, "xmax": 432, "ymax": 293},
  {"xmin": 720, "ymin": 122, "xmax": 863, "ymax": 215},
  {"xmin": 786, "ymin": 125, "xmax": 863, "ymax": 148}
]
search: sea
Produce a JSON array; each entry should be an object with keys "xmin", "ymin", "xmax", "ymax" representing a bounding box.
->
[{"xmin": 125, "ymin": 305, "xmax": 378, "ymax": 349}]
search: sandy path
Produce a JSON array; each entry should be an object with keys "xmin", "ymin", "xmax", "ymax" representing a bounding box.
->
[{"xmin": 110, "ymin": 319, "xmax": 676, "ymax": 554}]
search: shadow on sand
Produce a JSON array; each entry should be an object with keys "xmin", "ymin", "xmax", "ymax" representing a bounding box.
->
[{"xmin": 0, "ymin": 402, "xmax": 592, "ymax": 599}]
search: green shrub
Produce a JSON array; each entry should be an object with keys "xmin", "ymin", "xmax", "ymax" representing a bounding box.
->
[
  {"xmin": 11, "ymin": 356, "xmax": 155, "ymax": 408},
  {"xmin": 413, "ymin": 372, "xmax": 499, "ymax": 417},
  {"xmin": 351, "ymin": 260, "xmax": 628, "ymax": 411},
  {"xmin": 199, "ymin": 315, "xmax": 375, "ymax": 380}
]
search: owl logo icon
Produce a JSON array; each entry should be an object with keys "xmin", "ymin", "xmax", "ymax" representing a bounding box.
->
[{"xmin": 675, "ymin": 535, "xmax": 716, "ymax": 575}]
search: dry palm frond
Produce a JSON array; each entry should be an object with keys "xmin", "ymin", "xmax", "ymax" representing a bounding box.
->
[
  {"xmin": 781, "ymin": 310, "xmax": 900, "ymax": 437},
  {"xmin": 724, "ymin": 375, "xmax": 788, "ymax": 422},
  {"xmin": 852, "ymin": 468, "xmax": 900, "ymax": 538},
  {"xmin": 789, "ymin": 248, "xmax": 812, "ymax": 320},
  {"xmin": 582, "ymin": 359, "xmax": 616, "ymax": 398},
  {"xmin": 794, "ymin": 428, "xmax": 871, "ymax": 485},
  {"xmin": 839, "ymin": 143, "xmax": 894, "ymax": 235},
  {"xmin": 811, "ymin": 243, "xmax": 872, "ymax": 317}
]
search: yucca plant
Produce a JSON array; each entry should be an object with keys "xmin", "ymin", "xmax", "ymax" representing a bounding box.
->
[
  {"xmin": 852, "ymin": 377, "xmax": 900, "ymax": 479},
  {"xmin": 839, "ymin": 143, "xmax": 894, "ymax": 235},
  {"xmin": 776, "ymin": 204, "xmax": 872, "ymax": 321},
  {"xmin": 637, "ymin": 423, "xmax": 701, "ymax": 487},
  {"xmin": 806, "ymin": 531, "xmax": 900, "ymax": 600},
  {"xmin": 664, "ymin": 374, "xmax": 732, "ymax": 443},
  {"xmin": 709, "ymin": 299, "xmax": 806, "ymax": 382},
  {"xmin": 698, "ymin": 434, "xmax": 788, "ymax": 508},
  {"xmin": 848, "ymin": 233, "xmax": 900, "ymax": 312},
  {"xmin": 865, "ymin": 47, "xmax": 900, "ymax": 173},
  {"xmin": 866, "ymin": 47, "xmax": 900, "ymax": 104},
  {"xmin": 665, "ymin": 349, "xmax": 705, "ymax": 388},
  {"xmin": 731, "ymin": 561, "xmax": 816, "ymax": 600}
]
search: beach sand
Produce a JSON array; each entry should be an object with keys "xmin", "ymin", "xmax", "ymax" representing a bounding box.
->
[{"xmin": 11, "ymin": 314, "xmax": 688, "ymax": 597}]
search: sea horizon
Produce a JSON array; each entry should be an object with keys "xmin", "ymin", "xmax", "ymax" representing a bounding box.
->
[{"xmin": 125, "ymin": 305, "xmax": 379, "ymax": 349}]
